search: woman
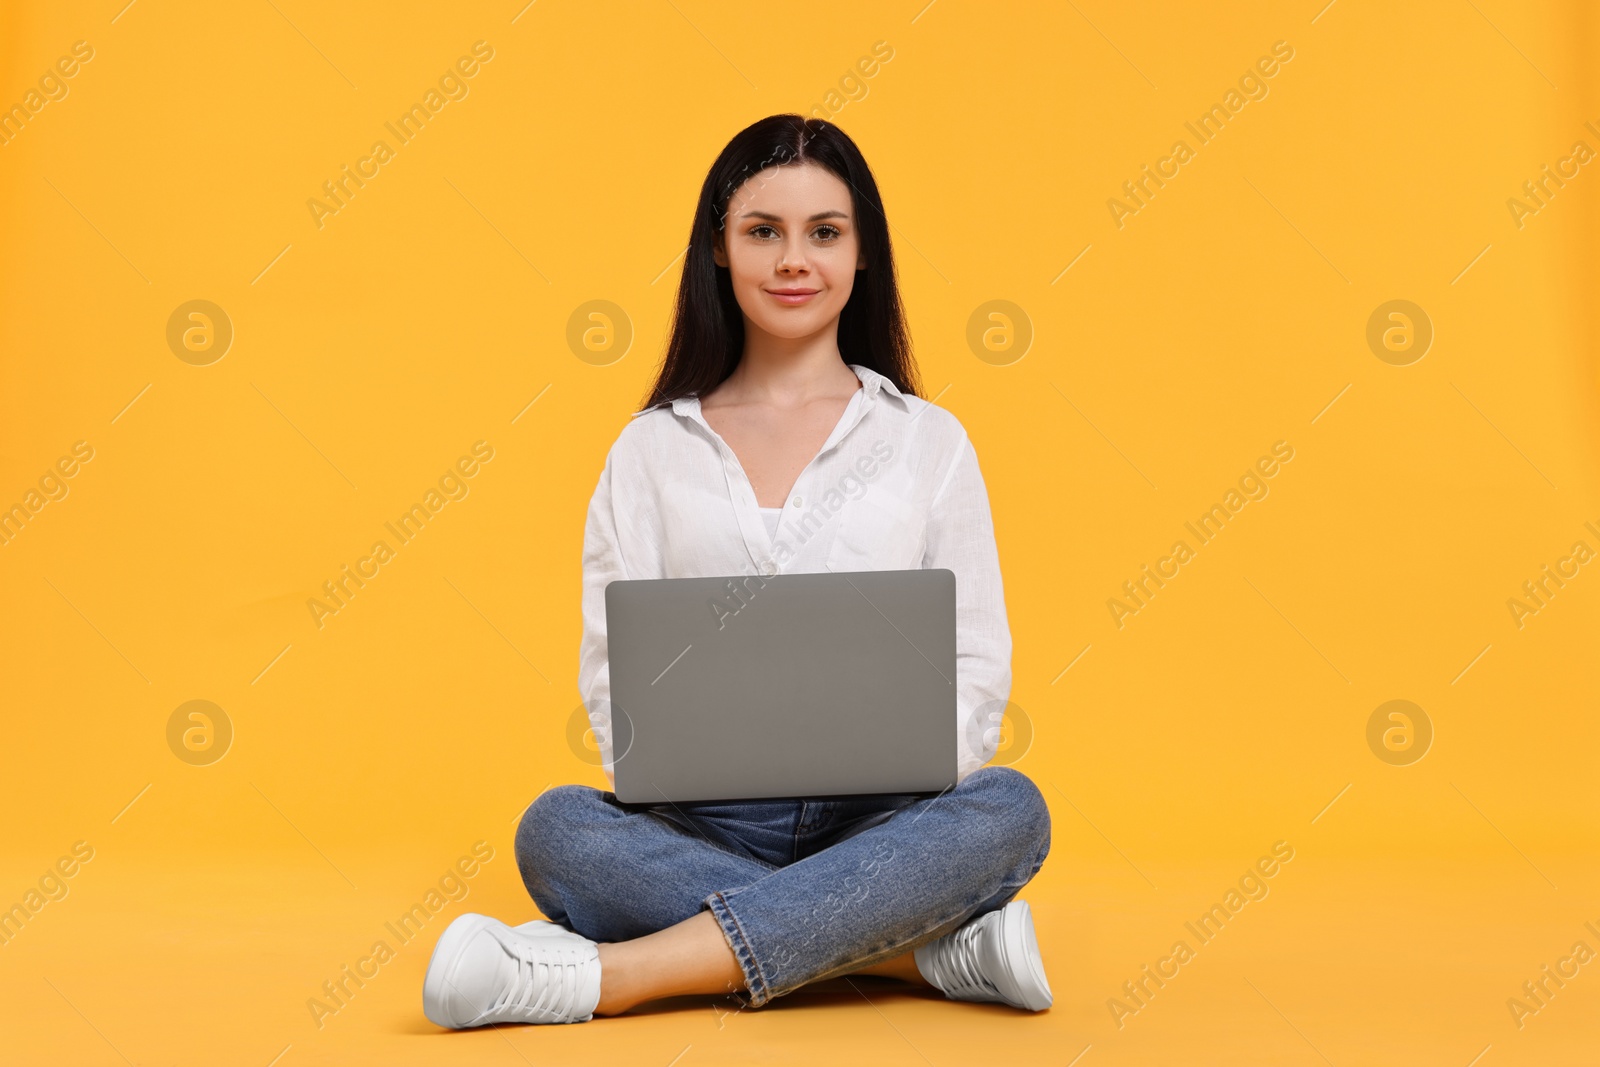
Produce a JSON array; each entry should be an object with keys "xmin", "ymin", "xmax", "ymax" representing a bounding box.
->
[{"xmin": 422, "ymin": 114, "xmax": 1052, "ymax": 1028}]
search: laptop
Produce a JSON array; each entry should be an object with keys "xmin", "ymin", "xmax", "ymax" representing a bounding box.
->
[{"xmin": 604, "ymin": 567, "xmax": 957, "ymax": 804}]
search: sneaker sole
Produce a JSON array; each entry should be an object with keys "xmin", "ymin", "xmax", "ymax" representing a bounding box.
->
[
  {"xmin": 994, "ymin": 900, "xmax": 1053, "ymax": 1011},
  {"xmin": 422, "ymin": 912, "xmax": 500, "ymax": 1028}
]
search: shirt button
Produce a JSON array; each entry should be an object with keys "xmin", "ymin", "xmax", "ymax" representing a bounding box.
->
[
  {"xmin": 759, "ymin": 559, "xmax": 778, "ymax": 576},
  {"xmin": 791, "ymin": 496, "xmax": 803, "ymax": 507}
]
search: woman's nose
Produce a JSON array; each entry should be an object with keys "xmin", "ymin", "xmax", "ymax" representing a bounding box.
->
[{"xmin": 777, "ymin": 239, "xmax": 808, "ymax": 271}]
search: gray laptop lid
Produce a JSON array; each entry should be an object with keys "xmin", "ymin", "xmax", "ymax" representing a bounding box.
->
[{"xmin": 605, "ymin": 568, "xmax": 957, "ymax": 804}]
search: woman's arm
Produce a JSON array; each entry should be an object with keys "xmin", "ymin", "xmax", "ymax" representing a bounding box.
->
[
  {"xmin": 578, "ymin": 447, "xmax": 628, "ymax": 789},
  {"xmin": 923, "ymin": 430, "xmax": 1014, "ymax": 784}
]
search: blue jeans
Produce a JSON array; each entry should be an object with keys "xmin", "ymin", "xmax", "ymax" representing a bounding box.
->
[{"xmin": 514, "ymin": 765, "xmax": 1051, "ymax": 1008}]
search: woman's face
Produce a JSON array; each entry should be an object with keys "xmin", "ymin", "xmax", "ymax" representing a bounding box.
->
[{"xmin": 713, "ymin": 162, "xmax": 866, "ymax": 343}]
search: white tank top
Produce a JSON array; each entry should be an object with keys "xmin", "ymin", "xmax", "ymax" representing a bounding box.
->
[{"xmin": 759, "ymin": 506, "xmax": 782, "ymax": 540}]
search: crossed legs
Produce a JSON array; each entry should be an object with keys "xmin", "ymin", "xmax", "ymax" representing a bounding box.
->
[{"xmin": 515, "ymin": 766, "xmax": 1051, "ymax": 1013}]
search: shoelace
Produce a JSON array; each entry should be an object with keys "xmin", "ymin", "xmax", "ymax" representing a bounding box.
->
[
  {"xmin": 492, "ymin": 937, "xmax": 595, "ymax": 1020},
  {"xmin": 931, "ymin": 917, "xmax": 1001, "ymax": 1001}
]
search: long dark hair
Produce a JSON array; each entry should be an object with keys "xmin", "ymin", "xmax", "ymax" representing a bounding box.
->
[{"xmin": 638, "ymin": 114, "xmax": 920, "ymax": 411}]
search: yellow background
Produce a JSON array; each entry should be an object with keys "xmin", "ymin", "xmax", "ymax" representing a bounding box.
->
[{"xmin": 2, "ymin": 0, "xmax": 1597, "ymax": 1063}]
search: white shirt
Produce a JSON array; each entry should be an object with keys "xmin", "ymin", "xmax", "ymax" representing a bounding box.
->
[{"xmin": 579, "ymin": 362, "xmax": 1013, "ymax": 788}]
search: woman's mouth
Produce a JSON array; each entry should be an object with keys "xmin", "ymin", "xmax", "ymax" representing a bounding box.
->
[{"xmin": 765, "ymin": 288, "xmax": 820, "ymax": 305}]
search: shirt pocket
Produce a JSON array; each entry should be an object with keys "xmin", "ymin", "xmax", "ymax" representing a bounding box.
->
[{"xmin": 833, "ymin": 490, "xmax": 927, "ymax": 571}]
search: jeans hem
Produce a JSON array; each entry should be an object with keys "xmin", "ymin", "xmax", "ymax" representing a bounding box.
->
[{"xmin": 706, "ymin": 890, "xmax": 772, "ymax": 1008}]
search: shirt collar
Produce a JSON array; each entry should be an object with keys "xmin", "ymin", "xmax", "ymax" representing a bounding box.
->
[{"xmin": 634, "ymin": 363, "xmax": 902, "ymax": 419}]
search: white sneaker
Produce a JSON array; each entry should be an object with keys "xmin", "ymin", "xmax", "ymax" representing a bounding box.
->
[
  {"xmin": 514, "ymin": 918, "xmax": 586, "ymax": 939},
  {"xmin": 913, "ymin": 899, "xmax": 1052, "ymax": 1011},
  {"xmin": 423, "ymin": 913, "xmax": 603, "ymax": 1028}
]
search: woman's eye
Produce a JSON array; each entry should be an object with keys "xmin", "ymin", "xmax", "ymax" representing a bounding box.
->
[{"xmin": 747, "ymin": 223, "xmax": 843, "ymax": 240}]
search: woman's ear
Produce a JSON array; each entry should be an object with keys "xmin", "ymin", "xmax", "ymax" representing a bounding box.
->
[{"xmin": 712, "ymin": 232, "xmax": 728, "ymax": 268}]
